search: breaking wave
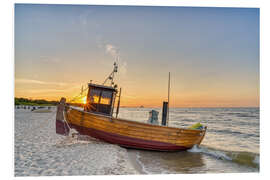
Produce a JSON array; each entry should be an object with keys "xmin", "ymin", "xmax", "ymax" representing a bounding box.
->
[{"xmin": 188, "ymin": 145, "xmax": 259, "ymax": 168}]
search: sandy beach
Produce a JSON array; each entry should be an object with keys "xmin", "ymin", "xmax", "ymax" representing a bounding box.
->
[{"xmin": 14, "ymin": 107, "xmax": 138, "ymax": 176}]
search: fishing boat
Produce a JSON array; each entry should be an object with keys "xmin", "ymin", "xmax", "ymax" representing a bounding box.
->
[{"xmin": 56, "ymin": 63, "xmax": 207, "ymax": 151}]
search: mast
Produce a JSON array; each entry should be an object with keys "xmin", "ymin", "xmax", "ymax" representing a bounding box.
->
[
  {"xmin": 167, "ymin": 72, "xmax": 170, "ymax": 126},
  {"xmin": 103, "ymin": 62, "xmax": 118, "ymax": 87}
]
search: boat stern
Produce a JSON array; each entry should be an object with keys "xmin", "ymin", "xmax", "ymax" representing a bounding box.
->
[{"xmin": 56, "ymin": 97, "xmax": 70, "ymax": 136}]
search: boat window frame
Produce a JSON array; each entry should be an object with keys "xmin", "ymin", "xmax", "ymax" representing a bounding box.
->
[{"xmin": 86, "ymin": 85, "xmax": 116, "ymax": 116}]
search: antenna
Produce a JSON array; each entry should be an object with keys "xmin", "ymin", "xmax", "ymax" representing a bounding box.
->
[
  {"xmin": 167, "ymin": 72, "xmax": 170, "ymax": 126},
  {"xmin": 103, "ymin": 62, "xmax": 118, "ymax": 86}
]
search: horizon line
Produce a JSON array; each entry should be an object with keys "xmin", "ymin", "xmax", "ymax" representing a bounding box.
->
[{"xmin": 14, "ymin": 97, "xmax": 259, "ymax": 108}]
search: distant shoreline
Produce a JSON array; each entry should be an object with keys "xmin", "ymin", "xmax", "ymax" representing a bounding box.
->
[
  {"xmin": 15, "ymin": 97, "xmax": 57, "ymax": 106},
  {"xmin": 120, "ymin": 106, "xmax": 260, "ymax": 109}
]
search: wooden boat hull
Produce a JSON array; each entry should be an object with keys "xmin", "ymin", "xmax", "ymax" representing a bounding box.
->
[
  {"xmin": 68, "ymin": 123, "xmax": 189, "ymax": 151},
  {"xmin": 56, "ymin": 104, "xmax": 206, "ymax": 151}
]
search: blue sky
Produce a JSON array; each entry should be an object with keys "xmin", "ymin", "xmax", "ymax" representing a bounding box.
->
[{"xmin": 15, "ymin": 4, "xmax": 259, "ymax": 107}]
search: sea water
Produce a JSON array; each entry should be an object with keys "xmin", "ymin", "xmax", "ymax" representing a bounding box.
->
[{"xmin": 118, "ymin": 107, "xmax": 259, "ymax": 173}]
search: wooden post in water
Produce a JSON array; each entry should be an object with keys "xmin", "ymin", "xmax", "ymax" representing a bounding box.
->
[{"xmin": 162, "ymin": 101, "xmax": 168, "ymax": 126}]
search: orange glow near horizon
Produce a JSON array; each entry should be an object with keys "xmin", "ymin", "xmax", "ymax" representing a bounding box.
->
[
  {"xmin": 14, "ymin": 73, "xmax": 260, "ymax": 108},
  {"xmin": 14, "ymin": 83, "xmax": 259, "ymax": 108}
]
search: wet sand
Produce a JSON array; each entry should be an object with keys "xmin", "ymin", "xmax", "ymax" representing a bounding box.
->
[
  {"xmin": 14, "ymin": 108, "xmax": 138, "ymax": 176},
  {"xmin": 127, "ymin": 149, "xmax": 146, "ymax": 174}
]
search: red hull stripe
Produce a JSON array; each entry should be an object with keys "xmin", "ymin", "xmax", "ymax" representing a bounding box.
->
[{"xmin": 68, "ymin": 123, "xmax": 189, "ymax": 151}]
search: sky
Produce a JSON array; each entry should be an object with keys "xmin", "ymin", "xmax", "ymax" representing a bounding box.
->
[{"xmin": 14, "ymin": 4, "xmax": 259, "ymax": 107}]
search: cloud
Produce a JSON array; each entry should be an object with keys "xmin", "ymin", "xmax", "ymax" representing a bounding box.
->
[
  {"xmin": 25, "ymin": 89, "xmax": 68, "ymax": 93},
  {"xmin": 15, "ymin": 78, "xmax": 67, "ymax": 86},
  {"xmin": 40, "ymin": 56, "xmax": 61, "ymax": 63},
  {"xmin": 122, "ymin": 95, "xmax": 136, "ymax": 99},
  {"xmin": 105, "ymin": 44, "xmax": 120, "ymax": 58},
  {"xmin": 103, "ymin": 44, "xmax": 127, "ymax": 76},
  {"xmin": 95, "ymin": 36, "xmax": 127, "ymax": 77}
]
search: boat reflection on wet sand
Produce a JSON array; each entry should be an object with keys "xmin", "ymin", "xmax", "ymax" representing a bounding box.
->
[
  {"xmin": 127, "ymin": 148, "xmax": 258, "ymax": 174},
  {"xmin": 128, "ymin": 149, "xmax": 205, "ymax": 174}
]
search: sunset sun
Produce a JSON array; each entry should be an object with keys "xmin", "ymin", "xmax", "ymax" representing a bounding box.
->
[{"xmin": 82, "ymin": 96, "xmax": 87, "ymax": 104}]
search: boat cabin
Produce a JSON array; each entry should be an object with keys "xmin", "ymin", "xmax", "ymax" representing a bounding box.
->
[{"xmin": 84, "ymin": 83, "xmax": 117, "ymax": 116}]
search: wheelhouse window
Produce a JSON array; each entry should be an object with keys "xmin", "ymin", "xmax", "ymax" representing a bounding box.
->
[
  {"xmin": 89, "ymin": 88, "xmax": 101, "ymax": 104},
  {"xmin": 86, "ymin": 86, "xmax": 116, "ymax": 116},
  {"xmin": 89, "ymin": 89, "xmax": 113, "ymax": 105},
  {"xmin": 100, "ymin": 90, "xmax": 113, "ymax": 105}
]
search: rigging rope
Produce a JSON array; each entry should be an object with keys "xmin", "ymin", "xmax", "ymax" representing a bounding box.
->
[{"xmin": 67, "ymin": 84, "xmax": 89, "ymax": 103}]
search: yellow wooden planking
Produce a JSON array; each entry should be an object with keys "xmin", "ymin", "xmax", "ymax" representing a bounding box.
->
[
  {"xmin": 67, "ymin": 112, "xmax": 203, "ymax": 143},
  {"xmin": 65, "ymin": 108, "xmax": 205, "ymax": 147},
  {"xmin": 70, "ymin": 109, "xmax": 183, "ymax": 133},
  {"xmin": 67, "ymin": 112, "xmax": 190, "ymax": 141},
  {"xmin": 67, "ymin": 113, "xmax": 177, "ymax": 143},
  {"xmin": 69, "ymin": 109, "xmax": 203, "ymax": 136},
  {"xmin": 66, "ymin": 110, "xmax": 204, "ymax": 146}
]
